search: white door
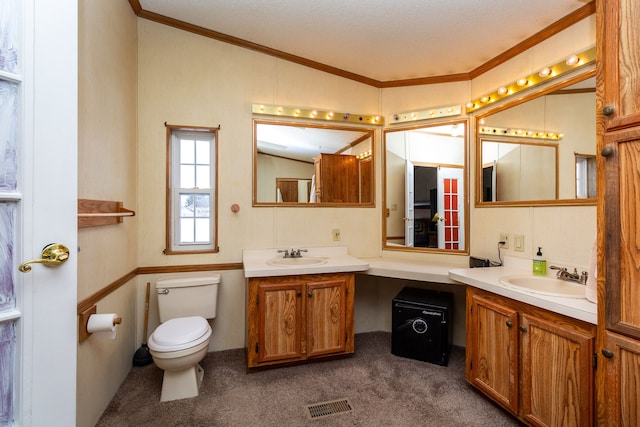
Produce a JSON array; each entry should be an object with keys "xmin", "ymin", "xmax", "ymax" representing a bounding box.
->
[
  {"xmin": 436, "ymin": 167, "xmax": 464, "ymax": 250},
  {"xmin": 0, "ymin": 1, "xmax": 77, "ymax": 425},
  {"xmin": 404, "ymin": 159, "xmax": 414, "ymax": 247}
]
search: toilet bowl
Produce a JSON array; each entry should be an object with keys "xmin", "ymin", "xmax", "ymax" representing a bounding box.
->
[
  {"xmin": 148, "ymin": 316, "xmax": 213, "ymax": 402},
  {"xmin": 147, "ymin": 275, "xmax": 220, "ymax": 402}
]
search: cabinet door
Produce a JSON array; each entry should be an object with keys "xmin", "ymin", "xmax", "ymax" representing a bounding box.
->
[
  {"xmin": 313, "ymin": 156, "xmax": 322, "ymax": 202},
  {"xmin": 257, "ymin": 282, "xmax": 305, "ymax": 364},
  {"xmin": 306, "ymin": 278, "xmax": 350, "ymax": 358},
  {"xmin": 600, "ymin": 0, "xmax": 640, "ymax": 130},
  {"xmin": 359, "ymin": 156, "xmax": 373, "ymax": 204},
  {"xmin": 317, "ymin": 154, "xmax": 359, "ymax": 203},
  {"xmin": 467, "ymin": 292, "xmax": 519, "ymax": 414},
  {"xmin": 602, "ymin": 128, "xmax": 640, "ymax": 339},
  {"xmin": 520, "ymin": 314, "xmax": 595, "ymax": 427},
  {"xmin": 602, "ymin": 331, "xmax": 640, "ymax": 426}
]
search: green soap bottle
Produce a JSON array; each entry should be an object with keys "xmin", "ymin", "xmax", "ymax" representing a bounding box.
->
[{"xmin": 533, "ymin": 247, "xmax": 546, "ymax": 276}]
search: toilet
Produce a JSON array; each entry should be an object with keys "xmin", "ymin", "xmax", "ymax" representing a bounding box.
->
[{"xmin": 148, "ymin": 275, "xmax": 220, "ymax": 402}]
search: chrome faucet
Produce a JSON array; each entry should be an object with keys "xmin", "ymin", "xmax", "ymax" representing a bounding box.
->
[
  {"xmin": 290, "ymin": 248, "xmax": 308, "ymax": 258},
  {"xmin": 277, "ymin": 248, "xmax": 308, "ymax": 258},
  {"xmin": 550, "ymin": 265, "xmax": 588, "ymax": 285}
]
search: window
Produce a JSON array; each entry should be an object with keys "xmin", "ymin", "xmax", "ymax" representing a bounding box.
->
[
  {"xmin": 575, "ymin": 154, "xmax": 596, "ymax": 199},
  {"xmin": 166, "ymin": 125, "xmax": 218, "ymax": 254}
]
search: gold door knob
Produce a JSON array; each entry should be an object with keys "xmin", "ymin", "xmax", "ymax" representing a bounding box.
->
[{"xmin": 18, "ymin": 243, "xmax": 70, "ymax": 273}]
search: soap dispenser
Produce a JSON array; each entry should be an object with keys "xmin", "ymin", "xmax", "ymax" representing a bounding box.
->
[{"xmin": 533, "ymin": 247, "xmax": 546, "ymax": 276}]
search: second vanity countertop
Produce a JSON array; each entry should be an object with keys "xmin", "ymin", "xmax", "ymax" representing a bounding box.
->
[{"xmin": 449, "ymin": 260, "xmax": 597, "ymax": 325}]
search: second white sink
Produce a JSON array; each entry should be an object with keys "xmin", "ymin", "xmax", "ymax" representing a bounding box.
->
[
  {"xmin": 499, "ymin": 274, "xmax": 586, "ymax": 299},
  {"xmin": 267, "ymin": 257, "xmax": 328, "ymax": 266}
]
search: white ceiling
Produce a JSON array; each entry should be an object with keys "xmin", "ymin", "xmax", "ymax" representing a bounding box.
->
[{"xmin": 138, "ymin": 0, "xmax": 591, "ymax": 83}]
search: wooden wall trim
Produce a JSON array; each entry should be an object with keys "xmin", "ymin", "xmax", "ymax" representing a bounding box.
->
[
  {"xmin": 469, "ymin": 2, "xmax": 596, "ymax": 80},
  {"xmin": 128, "ymin": 1, "xmax": 595, "ymax": 89},
  {"xmin": 76, "ymin": 263, "xmax": 244, "ymax": 314},
  {"xmin": 77, "ymin": 269, "xmax": 138, "ymax": 314},
  {"xmin": 130, "ymin": 5, "xmax": 381, "ymax": 88},
  {"xmin": 378, "ymin": 73, "xmax": 472, "ymax": 88},
  {"xmin": 136, "ymin": 263, "xmax": 244, "ymax": 275}
]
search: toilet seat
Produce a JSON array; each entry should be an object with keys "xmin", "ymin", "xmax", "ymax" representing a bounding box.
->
[{"xmin": 148, "ymin": 316, "xmax": 212, "ymax": 352}]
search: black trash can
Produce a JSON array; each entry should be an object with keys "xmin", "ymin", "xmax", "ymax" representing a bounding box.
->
[{"xmin": 391, "ymin": 287, "xmax": 453, "ymax": 366}]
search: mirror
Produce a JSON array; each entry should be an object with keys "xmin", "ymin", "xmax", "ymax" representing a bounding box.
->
[
  {"xmin": 383, "ymin": 120, "xmax": 468, "ymax": 253},
  {"xmin": 476, "ymin": 71, "xmax": 596, "ymax": 206},
  {"xmin": 253, "ymin": 120, "xmax": 375, "ymax": 206},
  {"xmin": 481, "ymin": 140, "xmax": 558, "ymax": 201}
]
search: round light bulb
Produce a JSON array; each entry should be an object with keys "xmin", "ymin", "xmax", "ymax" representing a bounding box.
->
[
  {"xmin": 539, "ymin": 67, "xmax": 551, "ymax": 77},
  {"xmin": 566, "ymin": 55, "xmax": 579, "ymax": 66}
]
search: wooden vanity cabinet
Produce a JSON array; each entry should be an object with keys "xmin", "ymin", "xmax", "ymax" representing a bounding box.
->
[
  {"xmin": 246, "ymin": 272, "xmax": 355, "ymax": 368},
  {"xmin": 597, "ymin": 0, "xmax": 640, "ymax": 424},
  {"xmin": 466, "ymin": 287, "xmax": 596, "ymax": 426}
]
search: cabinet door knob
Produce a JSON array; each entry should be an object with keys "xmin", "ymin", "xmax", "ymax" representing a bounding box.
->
[
  {"xmin": 296, "ymin": 290, "xmax": 302, "ymax": 297},
  {"xmin": 505, "ymin": 320, "xmax": 513, "ymax": 328},
  {"xmin": 308, "ymin": 291, "xmax": 313, "ymax": 297},
  {"xmin": 519, "ymin": 325, "xmax": 527, "ymax": 333},
  {"xmin": 601, "ymin": 145, "xmax": 614, "ymax": 158},
  {"xmin": 602, "ymin": 348, "xmax": 614, "ymax": 359},
  {"xmin": 603, "ymin": 105, "xmax": 615, "ymax": 116}
]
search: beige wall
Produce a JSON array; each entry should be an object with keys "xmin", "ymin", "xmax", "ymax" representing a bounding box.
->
[
  {"xmin": 77, "ymin": 1, "xmax": 137, "ymax": 426},
  {"xmin": 468, "ymin": 16, "xmax": 596, "ymax": 266},
  {"xmin": 76, "ymin": 6, "xmax": 597, "ymax": 425},
  {"xmin": 256, "ymin": 154, "xmax": 314, "ymax": 202},
  {"xmin": 136, "ymin": 20, "xmax": 382, "ymax": 264}
]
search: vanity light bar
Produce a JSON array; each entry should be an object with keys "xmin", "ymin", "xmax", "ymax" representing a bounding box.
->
[
  {"xmin": 389, "ymin": 105, "xmax": 462, "ymax": 124},
  {"xmin": 356, "ymin": 150, "xmax": 372, "ymax": 160},
  {"xmin": 466, "ymin": 46, "xmax": 596, "ymax": 113},
  {"xmin": 252, "ymin": 104, "xmax": 384, "ymax": 125},
  {"xmin": 479, "ymin": 126, "xmax": 563, "ymax": 141}
]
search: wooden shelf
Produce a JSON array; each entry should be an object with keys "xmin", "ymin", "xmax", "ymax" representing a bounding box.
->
[{"xmin": 78, "ymin": 199, "xmax": 135, "ymax": 228}]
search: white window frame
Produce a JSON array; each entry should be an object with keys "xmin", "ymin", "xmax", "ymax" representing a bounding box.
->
[{"xmin": 166, "ymin": 125, "xmax": 218, "ymax": 254}]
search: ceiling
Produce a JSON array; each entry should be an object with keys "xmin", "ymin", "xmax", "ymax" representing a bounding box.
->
[
  {"xmin": 136, "ymin": 0, "xmax": 592, "ymax": 85},
  {"xmin": 256, "ymin": 123, "xmax": 371, "ymax": 163}
]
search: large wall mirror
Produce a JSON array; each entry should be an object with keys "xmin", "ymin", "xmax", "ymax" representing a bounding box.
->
[
  {"xmin": 476, "ymin": 70, "xmax": 596, "ymax": 206},
  {"xmin": 383, "ymin": 120, "xmax": 468, "ymax": 253},
  {"xmin": 253, "ymin": 120, "xmax": 375, "ymax": 206}
]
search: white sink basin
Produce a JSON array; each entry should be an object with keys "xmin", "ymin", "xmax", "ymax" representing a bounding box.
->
[
  {"xmin": 267, "ymin": 257, "xmax": 328, "ymax": 266},
  {"xmin": 499, "ymin": 274, "xmax": 586, "ymax": 299}
]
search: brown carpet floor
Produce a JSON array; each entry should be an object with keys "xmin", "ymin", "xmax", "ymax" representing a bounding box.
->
[{"xmin": 97, "ymin": 332, "xmax": 522, "ymax": 426}]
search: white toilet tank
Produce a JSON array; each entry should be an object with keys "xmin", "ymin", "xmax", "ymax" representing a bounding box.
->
[{"xmin": 156, "ymin": 275, "xmax": 220, "ymax": 322}]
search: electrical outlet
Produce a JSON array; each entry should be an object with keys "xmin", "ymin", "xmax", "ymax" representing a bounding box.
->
[
  {"xmin": 332, "ymin": 228, "xmax": 341, "ymax": 241},
  {"xmin": 514, "ymin": 234, "xmax": 525, "ymax": 252},
  {"xmin": 499, "ymin": 232, "xmax": 509, "ymax": 249}
]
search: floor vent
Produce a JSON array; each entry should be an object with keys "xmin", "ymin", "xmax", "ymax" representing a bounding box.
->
[{"xmin": 305, "ymin": 398, "xmax": 353, "ymax": 420}]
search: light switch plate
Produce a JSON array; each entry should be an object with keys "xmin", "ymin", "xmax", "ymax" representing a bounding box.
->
[{"xmin": 514, "ymin": 234, "xmax": 525, "ymax": 252}]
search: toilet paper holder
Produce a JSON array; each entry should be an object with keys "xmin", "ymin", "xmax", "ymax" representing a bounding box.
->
[{"xmin": 78, "ymin": 305, "xmax": 122, "ymax": 342}]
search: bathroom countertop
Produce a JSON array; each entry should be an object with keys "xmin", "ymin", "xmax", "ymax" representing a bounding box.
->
[
  {"xmin": 360, "ymin": 257, "xmax": 460, "ymax": 284},
  {"xmin": 449, "ymin": 263, "xmax": 597, "ymax": 325},
  {"xmin": 360, "ymin": 255, "xmax": 596, "ymax": 324},
  {"xmin": 243, "ymin": 250, "xmax": 597, "ymax": 324},
  {"xmin": 242, "ymin": 246, "xmax": 369, "ymax": 278}
]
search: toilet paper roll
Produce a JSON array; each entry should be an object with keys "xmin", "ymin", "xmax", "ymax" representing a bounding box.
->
[{"xmin": 87, "ymin": 313, "xmax": 119, "ymax": 339}]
